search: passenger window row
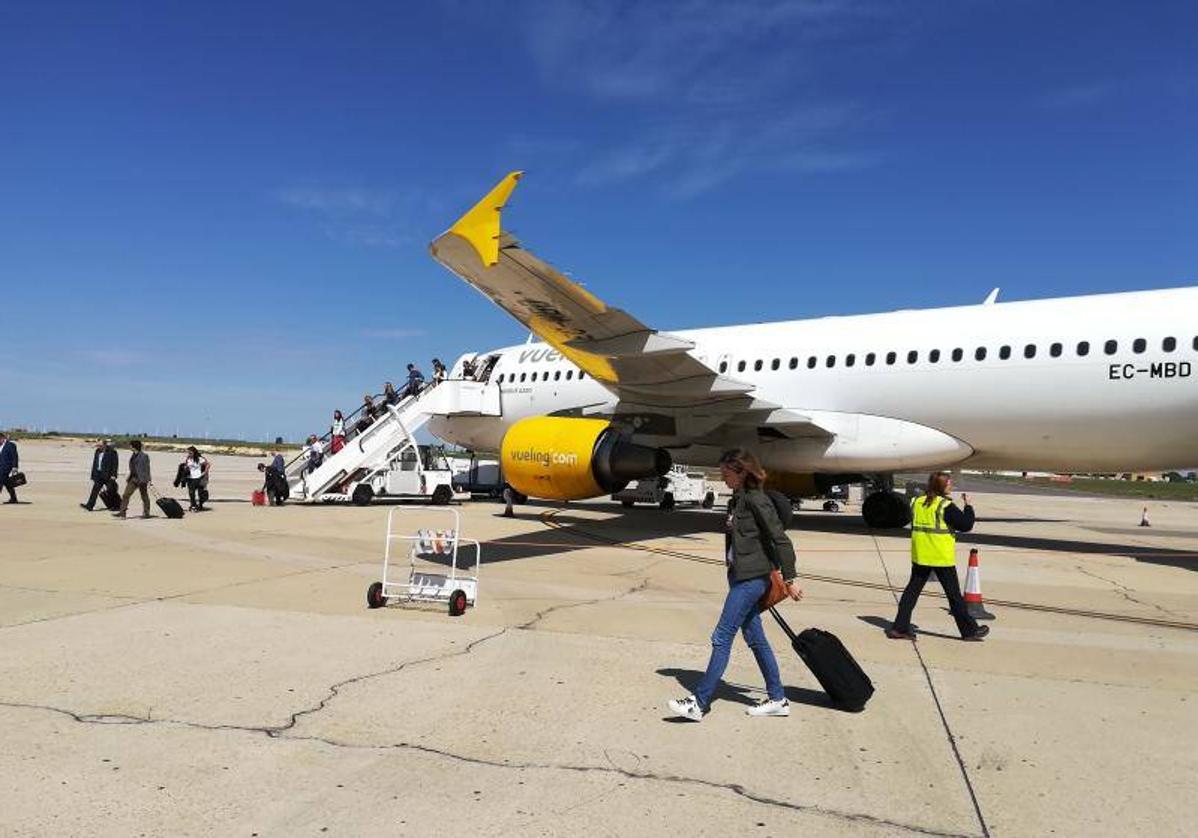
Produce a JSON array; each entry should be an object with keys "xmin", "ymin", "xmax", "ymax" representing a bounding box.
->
[
  {"xmin": 495, "ymin": 370, "xmax": 588, "ymax": 384},
  {"xmin": 716, "ymin": 336, "xmax": 1192, "ymax": 374}
]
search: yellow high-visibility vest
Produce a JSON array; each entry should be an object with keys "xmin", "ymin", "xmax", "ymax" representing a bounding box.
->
[{"xmin": 910, "ymin": 495, "xmax": 956, "ymax": 566}]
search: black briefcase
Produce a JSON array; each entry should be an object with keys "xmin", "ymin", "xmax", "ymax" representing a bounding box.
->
[
  {"xmin": 769, "ymin": 609, "xmax": 874, "ymax": 712},
  {"xmin": 9, "ymin": 471, "xmax": 26, "ymax": 487}
]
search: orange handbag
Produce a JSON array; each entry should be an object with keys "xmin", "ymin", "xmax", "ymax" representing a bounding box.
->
[{"xmin": 758, "ymin": 568, "xmax": 790, "ymax": 612}]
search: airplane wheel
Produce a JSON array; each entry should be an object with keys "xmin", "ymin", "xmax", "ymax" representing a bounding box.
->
[
  {"xmin": 701, "ymin": 492, "xmax": 715, "ymax": 509},
  {"xmin": 448, "ymin": 589, "xmax": 468, "ymax": 617},
  {"xmin": 366, "ymin": 582, "xmax": 387, "ymax": 609},
  {"xmin": 659, "ymin": 492, "xmax": 675, "ymax": 511},
  {"xmin": 862, "ymin": 491, "xmax": 909, "ymax": 528},
  {"xmin": 431, "ymin": 485, "xmax": 452, "ymax": 506},
  {"xmin": 351, "ymin": 485, "xmax": 374, "ymax": 507}
]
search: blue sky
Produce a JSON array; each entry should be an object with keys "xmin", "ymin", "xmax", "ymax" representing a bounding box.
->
[{"xmin": 1, "ymin": 0, "xmax": 1194, "ymax": 440}]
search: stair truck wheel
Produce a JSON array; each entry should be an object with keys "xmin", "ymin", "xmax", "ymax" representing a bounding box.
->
[
  {"xmin": 621, "ymin": 499, "xmax": 635, "ymax": 509},
  {"xmin": 351, "ymin": 485, "xmax": 374, "ymax": 507},
  {"xmin": 366, "ymin": 581, "xmax": 387, "ymax": 609},
  {"xmin": 448, "ymin": 589, "xmax": 468, "ymax": 617},
  {"xmin": 659, "ymin": 492, "xmax": 676, "ymax": 511},
  {"xmin": 701, "ymin": 491, "xmax": 715, "ymax": 509},
  {"xmin": 431, "ymin": 485, "xmax": 452, "ymax": 506}
]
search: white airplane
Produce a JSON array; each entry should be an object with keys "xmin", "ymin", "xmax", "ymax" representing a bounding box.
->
[{"xmin": 429, "ymin": 172, "xmax": 1198, "ymax": 527}]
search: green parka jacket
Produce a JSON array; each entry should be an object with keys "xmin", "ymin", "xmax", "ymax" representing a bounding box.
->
[{"xmin": 725, "ymin": 488, "xmax": 797, "ymax": 582}]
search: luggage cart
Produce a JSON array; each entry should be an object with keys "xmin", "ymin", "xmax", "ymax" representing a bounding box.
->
[{"xmin": 365, "ymin": 507, "xmax": 481, "ymax": 616}]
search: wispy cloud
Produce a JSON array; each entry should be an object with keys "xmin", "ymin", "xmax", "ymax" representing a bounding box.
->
[
  {"xmin": 450, "ymin": 0, "xmax": 896, "ymax": 197},
  {"xmin": 275, "ymin": 187, "xmax": 393, "ymax": 214},
  {"xmin": 275, "ymin": 185, "xmax": 435, "ymax": 248},
  {"xmin": 363, "ymin": 328, "xmax": 427, "ymax": 340},
  {"xmin": 1040, "ymin": 81, "xmax": 1120, "ymax": 109},
  {"xmin": 321, "ymin": 223, "xmax": 412, "ymax": 249},
  {"xmin": 576, "ymin": 103, "xmax": 878, "ymax": 197},
  {"xmin": 74, "ymin": 349, "xmax": 152, "ymax": 368},
  {"xmin": 521, "ymin": 0, "xmax": 882, "ymax": 103}
]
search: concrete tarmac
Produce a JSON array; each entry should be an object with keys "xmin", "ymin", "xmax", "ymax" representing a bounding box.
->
[{"xmin": 1, "ymin": 439, "xmax": 1196, "ymax": 837}]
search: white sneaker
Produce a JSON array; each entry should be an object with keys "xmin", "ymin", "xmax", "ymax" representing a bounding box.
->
[
  {"xmin": 746, "ymin": 698, "xmax": 790, "ymax": 717},
  {"xmin": 667, "ymin": 695, "xmax": 704, "ymax": 721}
]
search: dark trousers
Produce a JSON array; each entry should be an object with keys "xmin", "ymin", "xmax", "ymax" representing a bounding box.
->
[
  {"xmin": 893, "ymin": 564, "xmax": 979, "ymax": 637},
  {"xmin": 85, "ymin": 478, "xmax": 108, "ymax": 509},
  {"xmin": 2, "ymin": 477, "xmax": 15, "ymax": 502},
  {"xmin": 187, "ymin": 478, "xmax": 207, "ymax": 510}
]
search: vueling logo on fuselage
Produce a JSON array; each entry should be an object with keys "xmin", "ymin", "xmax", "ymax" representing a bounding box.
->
[
  {"xmin": 518, "ymin": 348, "xmax": 563, "ymax": 364},
  {"xmin": 509, "ymin": 446, "xmax": 579, "ymax": 468}
]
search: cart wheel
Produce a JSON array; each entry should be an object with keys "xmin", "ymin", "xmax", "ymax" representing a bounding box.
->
[
  {"xmin": 701, "ymin": 492, "xmax": 715, "ymax": 509},
  {"xmin": 352, "ymin": 485, "xmax": 374, "ymax": 507},
  {"xmin": 448, "ymin": 589, "xmax": 468, "ymax": 617},
  {"xmin": 366, "ymin": 581, "xmax": 387, "ymax": 609},
  {"xmin": 823, "ymin": 500, "xmax": 840, "ymax": 513},
  {"xmin": 659, "ymin": 492, "xmax": 675, "ymax": 511},
  {"xmin": 621, "ymin": 499, "xmax": 635, "ymax": 509},
  {"xmin": 431, "ymin": 485, "xmax": 452, "ymax": 506}
]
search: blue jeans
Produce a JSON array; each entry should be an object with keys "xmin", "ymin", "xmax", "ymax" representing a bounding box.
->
[{"xmin": 694, "ymin": 574, "xmax": 785, "ymax": 710}]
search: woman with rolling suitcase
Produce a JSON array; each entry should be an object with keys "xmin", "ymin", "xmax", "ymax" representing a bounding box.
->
[{"xmin": 668, "ymin": 448, "xmax": 802, "ymax": 721}]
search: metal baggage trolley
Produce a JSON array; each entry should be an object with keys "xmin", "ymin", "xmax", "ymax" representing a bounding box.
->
[{"xmin": 365, "ymin": 507, "xmax": 480, "ymax": 616}]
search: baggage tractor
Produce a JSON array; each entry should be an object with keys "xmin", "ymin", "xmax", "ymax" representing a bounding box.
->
[
  {"xmin": 769, "ymin": 608, "xmax": 874, "ymax": 712},
  {"xmin": 100, "ymin": 479, "xmax": 121, "ymax": 511}
]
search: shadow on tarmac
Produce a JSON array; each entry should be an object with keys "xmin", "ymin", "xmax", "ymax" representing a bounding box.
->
[
  {"xmin": 790, "ymin": 514, "xmax": 1198, "ymax": 571},
  {"xmin": 856, "ymin": 615, "xmax": 959, "ymax": 641},
  {"xmin": 405, "ymin": 499, "xmax": 1198, "ymax": 574},
  {"xmin": 656, "ymin": 667, "xmax": 837, "ymax": 712}
]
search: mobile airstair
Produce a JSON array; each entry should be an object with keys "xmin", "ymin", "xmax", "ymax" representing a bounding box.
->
[{"xmin": 285, "ymin": 378, "xmax": 501, "ymax": 504}]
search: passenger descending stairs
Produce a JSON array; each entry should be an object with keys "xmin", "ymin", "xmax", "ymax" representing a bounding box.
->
[{"xmin": 285, "ymin": 379, "xmax": 501, "ymax": 502}]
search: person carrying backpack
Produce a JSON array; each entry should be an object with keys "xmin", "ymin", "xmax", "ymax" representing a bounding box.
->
[{"xmin": 668, "ymin": 448, "xmax": 802, "ymax": 721}]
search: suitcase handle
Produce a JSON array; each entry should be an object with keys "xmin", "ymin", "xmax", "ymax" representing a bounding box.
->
[{"xmin": 768, "ymin": 606, "xmax": 798, "ymax": 642}]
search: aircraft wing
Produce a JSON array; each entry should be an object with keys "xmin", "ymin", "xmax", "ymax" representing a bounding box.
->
[{"xmin": 430, "ymin": 170, "xmax": 828, "ymax": 441}]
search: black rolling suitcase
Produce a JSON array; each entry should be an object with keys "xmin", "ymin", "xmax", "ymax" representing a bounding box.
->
[
  {"xmin": 769, "ymin": 608, "xmax": 874, "ymax": 712},
  {"xmin": 151, "ymin": 485, "xmax": 185, "ymax": 519},
  {"xmin": 100, "ymin": 479, "xmax": 121, "ymax": 511}
]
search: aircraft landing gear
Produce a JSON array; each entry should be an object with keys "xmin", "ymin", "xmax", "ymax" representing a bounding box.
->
[{"xmin": 862, "ymin": 490, "xmax": 910, "ymax": 529}]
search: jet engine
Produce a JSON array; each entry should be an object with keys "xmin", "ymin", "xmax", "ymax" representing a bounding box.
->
[{"xmin": 501, "ymin": 417, "xmax": 671, "ymax": 501}]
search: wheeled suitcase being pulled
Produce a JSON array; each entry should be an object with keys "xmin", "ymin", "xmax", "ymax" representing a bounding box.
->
[
  {"xmin": 157, "ymin": 496, "xmax": 185, "ymax": 519},
  {"xmin": 100, "ymin": 479, "xmax": 121, "ymax": 511},
  {"xmin": 150, "ymin": 486, "xmax": 185, "ymax": 519},
  {"xmin": 769, "ymin": 608, "xmax": 874, "ymax": 712}
]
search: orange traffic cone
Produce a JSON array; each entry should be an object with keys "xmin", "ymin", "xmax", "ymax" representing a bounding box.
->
[
  {"xmin": 964, "ymin": 548, "xmax": 995, "ymax": 620},
  {"xmin": 1139, "ymin": 506, "xmax": 1151, "ymax": 527}
]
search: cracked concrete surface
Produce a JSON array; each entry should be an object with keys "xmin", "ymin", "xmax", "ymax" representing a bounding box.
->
[{"xmin": 2, "ymin": 440, "xmax": 1196, "ymax": 836}]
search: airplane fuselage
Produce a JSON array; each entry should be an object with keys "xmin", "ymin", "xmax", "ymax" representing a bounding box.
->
[{"xmin": 431, "ymin": 287, "xmax": 1198, "ymax": 474}]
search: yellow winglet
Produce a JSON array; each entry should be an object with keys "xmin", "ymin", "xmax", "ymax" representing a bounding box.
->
[{"xmin": 449, "ymin": 170, "xmax": 523, "ymax": 267}]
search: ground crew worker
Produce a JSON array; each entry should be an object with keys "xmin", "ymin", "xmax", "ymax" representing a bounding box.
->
[{"xmin": 886, "ymin": 472, "xmax": 989, "ymax": 642}]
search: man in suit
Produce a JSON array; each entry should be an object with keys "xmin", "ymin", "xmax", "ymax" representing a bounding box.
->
[
  {"xmin": 116, "ymin": 439, "xmax": 152, "ymax": 519},
  {"xmin": 81, "ymin": 439, "xmax": 119, "ymax": 511},
  {"xmin": 0, "ymin": 432, "xmax": 19, "ymax": 504}
]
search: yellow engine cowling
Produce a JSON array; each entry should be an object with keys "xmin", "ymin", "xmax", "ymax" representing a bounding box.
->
[{"xmin": 501, "ymin": 417, "xmax": 671, "ymax": 501}]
